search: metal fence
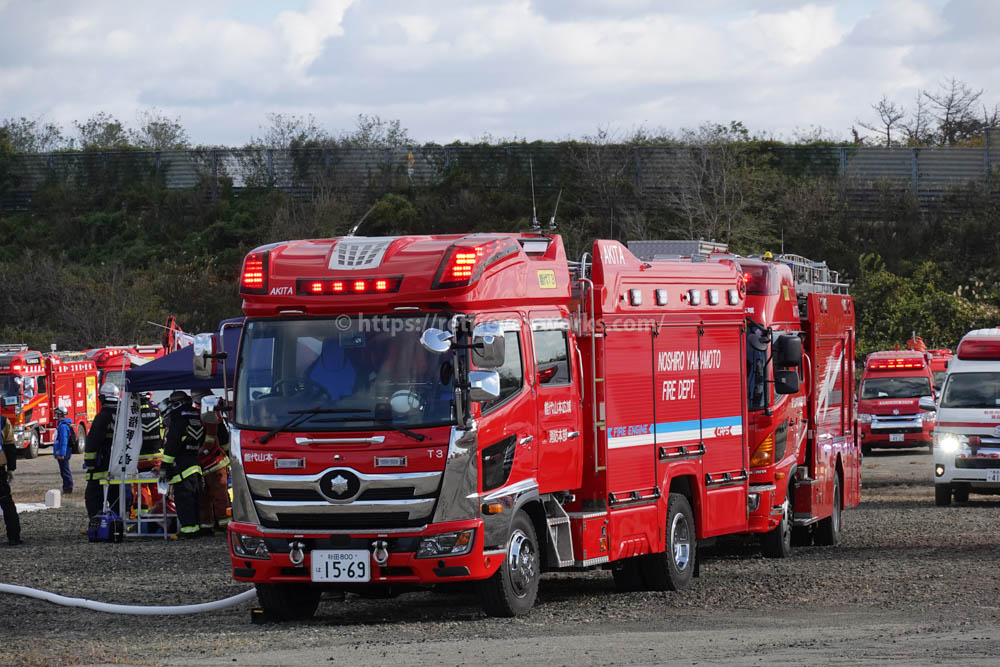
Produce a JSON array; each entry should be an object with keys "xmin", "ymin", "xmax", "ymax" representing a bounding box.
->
[{"xmin": 3, "ymin": 139, "xmax": 998, "ymax": 212}]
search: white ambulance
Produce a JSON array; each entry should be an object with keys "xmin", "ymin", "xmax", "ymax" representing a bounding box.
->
[{"xmin": 927, "ymin": 329, "xmax": 1000, "ymax": 506}]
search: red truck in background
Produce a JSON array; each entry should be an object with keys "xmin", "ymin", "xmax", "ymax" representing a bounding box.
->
[
  {"xmin": 927, "ymin": 349, "xmax": 953, "ymax": 393},
  {"xmin": 857, "ymin": 350, "xmax": 936, "ymax": 454},
  {"xmin": 206, "ymin": 233, "xmax": 860, "ymax": 620},
  {"xmin": 85, "ymin": 344, "xmax": 166, "ymax": 387},
  {"xmin": 0, "ymin": 345, "xmax": 98, "ymax": 457}
]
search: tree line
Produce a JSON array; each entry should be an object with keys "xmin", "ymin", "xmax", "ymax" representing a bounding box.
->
[{"xmin": 1, "ymin": 81, "xmax": 998, "ymax": 357}]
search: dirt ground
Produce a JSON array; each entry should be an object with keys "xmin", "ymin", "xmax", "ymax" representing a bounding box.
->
[{"xmin": 2, "ymin": 447, "xmax": 1000, "ymax": 666}]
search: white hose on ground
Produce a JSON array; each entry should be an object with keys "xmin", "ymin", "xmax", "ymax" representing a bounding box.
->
[{"xmin": 0, "ymin": 583, "xmax": 257, "ymax": 615}]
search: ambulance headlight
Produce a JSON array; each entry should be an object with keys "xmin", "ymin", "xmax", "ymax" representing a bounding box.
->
[
  {"xmin": 936, "ymin": 433, "xmax": 967, "ymax": 455},
  {"xmin": 231, "ymin": 533, "xmax": 271, "ymax": 560},
  {"xmin": 857, "ymin": 413, "xmax": 873, "ymax": 424},
  {"xmin": 415, "ymin": 529, "xmax": 475, "ymax": 559}
]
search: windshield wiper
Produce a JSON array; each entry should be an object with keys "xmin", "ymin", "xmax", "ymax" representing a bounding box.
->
[
  {"xmin": 260, "ymin": 408, "xmax": 355, "ymax": 444},
  {"xmin": 314, "ymin": 414, "xmax": 427, "ymax": 442}
]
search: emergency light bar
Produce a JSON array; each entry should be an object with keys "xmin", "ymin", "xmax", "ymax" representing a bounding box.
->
[
  {"xmin": 867, "ymin": 357, "xmax": 925, "ymax": 370},
  {"xmin": 296, "ymin": 276, "xmax": 403, "ymax": 295},
  {"xmin": 240, "ymin": 251, "xmax": 270, "ymax": 295},
  {"xmin": 432, "ymin": 238, "xmax": 519, "ymax": 289},
  {"xmin": 957, "ymin": 337, "xmax": 1000, "ymax": 360}
]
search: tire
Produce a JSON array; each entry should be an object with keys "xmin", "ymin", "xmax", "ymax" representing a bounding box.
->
[
  {"xmin": 791, "ymin": 526, "xmax": 813, "ymax": 547},
  {"xmin": 478, "ymin": 511, "xmax": 540, "ymax": 617},
  {"xmin": 25, "ymin": 430, "xmax": 40, "ymax": 459},
  {"xmin": 254, "ymin": 583, "xmax": 321, "ymax": 621},
  {"xmin": 934, "ymin": 483, "xmax": 952, "ymax": 507},
  {"xmin": 861, "ymin": 443, "xmax": 872, "ymax": 456},
  {"xmin": 76, "ymin": 424, "xmax": 87, "ymax": 455},
  {"xmin": 814, "ymin": 475, "xmax": 841, "ymax": 546},
  {"xmin": 611, "ymin": 558, "xmax": 646, "ymax": 592},
  {"xmin": 640, "ymin": 493, "xmax": 696, "ymax": 591},
  {"xmin": 760, "ymin": 484, "xmax": 793, "ymax": 558},
  {"xmin": 953, "ymin": 486, "xmax": 969, "ymax": 503}
]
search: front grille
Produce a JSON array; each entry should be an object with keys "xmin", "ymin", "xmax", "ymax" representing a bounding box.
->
[
  {"xmin": 263, "ymin": 513, "xmax": 427, "ymax": 530},
  {"xmin": 871, "ymin": 427, "xmax": 924, "ymax": 435},
  {"xmin": 265, "ymin": 489, "xmax": 325, "ymax": 502},
  {"xmin": 955, "ymin": 458, "xmax": 1000, "ymax": 469}
]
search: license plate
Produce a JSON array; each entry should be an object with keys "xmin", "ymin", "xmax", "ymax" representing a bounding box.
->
[
  {"xmin": 310, "ymin": 550, "xmax": 371, "ymax": 582},
  {"xmin": 889, "ymin": 433, "xmax": 904, "ymax": 442},
  {"xmin": 987, "ymin": 470, "xmax": 1000, "ymax": 483}
]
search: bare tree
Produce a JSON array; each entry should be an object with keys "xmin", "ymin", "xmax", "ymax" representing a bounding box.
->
[
  {"xmin": 565, "ymin": 125, "xmax": 638, "ymax": 240},
  {"xmin": 859, "ymin": 95, "xmax": 906, "ymax": 147},
  {"xmin": 74, "ymin": 111, "xmax": 129, "ymax": 150},
  {"xmin": 129, "ymin": 108, "xmax": 189, "ymax": 150},
  {"xmin": 250, "ymin": 113, "xmax": 333, "ymax": 148},
  {"xmin": 923, "ymin": 77, "xmax": 984, "ymax": 146},
  {"xmin": 342, "ymin": 114, "xmax": 413, "ymax": 148},
  {"xmin": 0, "ymin": 116, "xmax": 66, "ymax": 152},
  {"xmin": 900, "ymin": 91, "xmax": 934, "ymax": 146}
]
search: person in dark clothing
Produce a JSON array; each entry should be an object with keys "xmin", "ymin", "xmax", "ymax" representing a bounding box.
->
[
  {"xmin": 135, "ymin": 393, "xmax": 165, "ymax": 516},
  {"xmin": 84, "ymin": 383, "xmax": 123, "ymax": 519},
  {"xmin": 0, "ymin": 414, "xmax": 23, "ymax": 546},
  {"xmin": 159, "ymin": 390, "xmax": 204, "ymax": 539}
]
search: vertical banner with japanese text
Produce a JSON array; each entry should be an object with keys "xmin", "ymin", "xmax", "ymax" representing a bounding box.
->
[{"xmin": 108, "ymin": 393, "xmax": 142, "ymax": 479}]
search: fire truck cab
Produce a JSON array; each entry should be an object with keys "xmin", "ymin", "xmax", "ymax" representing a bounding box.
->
[
  {"xmin": 0, "ymin": 346, "xmax": 98, "ymax": 457},
  {"xmin": 857, "ymin": 350, "xmax": 936, "ymax": 454},
  {"xmin": 928, "ymin": 329, "xmax": 1000, "ymax": 506},
  {"xmin": 85, "ymin": 344, "xmax": 165, "ymax": 387},
  {"xmin": 928, "ymin": 349, "xmax": 953, "ymax": 394},
  {"xmin": 215, "ymin": 234, "xmax": 858, "ymax": 620}
]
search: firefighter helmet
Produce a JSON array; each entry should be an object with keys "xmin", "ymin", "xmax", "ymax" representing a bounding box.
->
[
  {"xmin": 99, "ymin": 382, "xmax": 120, "ymax": 404},
  {"xmin": 53, "ymin": 406, "xmax": 67, "ymax": 417},
  {"xmin": 191, "ymin": 388, "xmax": 212, "ymax": 402},
  {"xmin": 159, "ymin": 390, "xmax": 190, "ymax": 416}
]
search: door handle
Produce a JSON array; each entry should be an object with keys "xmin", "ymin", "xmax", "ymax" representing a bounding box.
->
[
  {"xmin": 567, "ymin": 431, "xmax": 580, "ymax": 439},
  {"xmin": 519, "ymin": 435, "xmax": 534, "ymax": 445}
]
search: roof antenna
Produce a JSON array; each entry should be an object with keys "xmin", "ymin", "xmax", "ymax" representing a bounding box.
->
[
  {"xmin": 529, "ymin": 158, "xmax": 541, "ymax": 232},
  {"xmin": 347, "ymin": 203, "xmax": 377, "ymax": 237},
  {"xmin": 547, "ymin": 189, "xmax": 562, "ymax": 231}
]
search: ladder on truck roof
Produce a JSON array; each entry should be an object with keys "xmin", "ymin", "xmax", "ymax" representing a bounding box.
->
[{"xmin": 0, "ymin": 343, "xmax": 28, "ymax": 354}]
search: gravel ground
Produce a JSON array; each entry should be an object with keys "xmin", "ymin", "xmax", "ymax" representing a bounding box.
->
[{"xmin": 2, "ymin": 448, "xmax": 1000, "ymax": 666}]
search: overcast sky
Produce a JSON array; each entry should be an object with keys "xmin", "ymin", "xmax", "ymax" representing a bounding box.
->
[{"xmin": 1, "ymin": 0, "xmax": 997, "ymax": 146}]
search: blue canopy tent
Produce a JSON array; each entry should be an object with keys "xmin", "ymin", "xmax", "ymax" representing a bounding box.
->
[{"xmin": 124, "ymin": 318, "xmax": 243, "ymax": 392}]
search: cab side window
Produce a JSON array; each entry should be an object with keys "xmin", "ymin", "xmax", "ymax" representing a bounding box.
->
[
  {"xmin": 533, "ymin": 329, "xmax": 571, "ymax": 385},
  {"xmin": 36, "ymin": 376, "xmax": 47, "ymax": 395},
  {"xmin": 482, "ymin": 333, "xmax": 524, "ymax": 412}
]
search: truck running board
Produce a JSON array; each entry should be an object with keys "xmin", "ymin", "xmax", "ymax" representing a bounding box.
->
[{"xmin": 542, "ymin": 496, "xmax": 575, "ymax": 568}]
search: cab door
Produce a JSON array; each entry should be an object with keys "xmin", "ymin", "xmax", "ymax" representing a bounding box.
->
[{"xmin": 529, "ymin": 313, "xmax": 583, "ymax": 494}]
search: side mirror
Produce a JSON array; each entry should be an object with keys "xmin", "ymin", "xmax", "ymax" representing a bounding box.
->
[
  {"xmin": 774, "ymin": 369, "xmax": 800, "ymax": 394},
  {"xmin": 468, "ymin": 370, "xmax": 501, "ymax": 402},
  {"xmin": 420, "ymin": 328, "xmax": 454, "ymax": 354},
  {"xmin": 774, "ymin": 334, "xmax": 802, "ymax": 367},
  {"xmin": 200, "ymin": 395, "xmax": 222, "ymax": 424},
  {"xmin": 919, "ymin": 396, "xmax": 937, "ymax": 411},
  {"xmin": 471, "ymin": 322, "xmax": 505, "ymax": 368},
  {"xmin": 192, "ymin": 333, "xmax": 219, "ymax": 379}
]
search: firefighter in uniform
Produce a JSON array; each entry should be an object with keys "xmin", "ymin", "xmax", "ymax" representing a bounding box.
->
[
  {"xmin": 0, "ymin": 414, "xmax": 22, "ymax": 545},
  {"xmin": 192, "ymin": 388, "xmax": 231, "ymax": 536},
  {"xmin": 136, "ymin": 393, "xmax": 165, "ymax": 515},
  {"xmin": 84, "ymin": 383, "xmax": 123, "ymax": 519},
  {"xmin": 159, "ymin": 390, "xmax": 203, "ymax": 539}
]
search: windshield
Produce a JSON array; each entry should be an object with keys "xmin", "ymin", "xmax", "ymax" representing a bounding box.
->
[
  {"xmin": 234, "ymin": 316, "xmax": 455, "ymax": 431},
  {"xmin": 1, "ymin": 375, "xmax": 19, "ymax": 403},
  {"xmin": 860, "ymin": 376, "xmax": 931, "ymax": 399},
  {"xmin": 103, "ymin": 370, "xmax": 125, "ymax": 388},
  {"xmin": 940, "ymin": 373, "xmax": 1000, "ymax": 409}
]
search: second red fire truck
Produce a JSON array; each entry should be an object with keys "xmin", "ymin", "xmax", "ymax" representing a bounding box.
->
[
  {"xmin": 206, "ymin": 233, "xmax": 860, "ymax": 619},
  {"xmin": 0, "ymin": 346, "xmax": 98, "ymax": 457}
]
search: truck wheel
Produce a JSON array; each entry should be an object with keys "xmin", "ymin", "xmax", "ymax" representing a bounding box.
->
[
  {"xmin": 935, "ymin": 484, "xmax": 952, "ymax": 506},
  {"xmin": 640, "ymin": 493, "xmax": 696, "ymax": 591},
  {"xmin": 254, "ymin": 583, "xmax": 321, "ymax": 621},
  {"xmin": 611, "ymin": 558, "xmax": 646, "ymax": 592},
  {"xmin": 478, "ymin": 511, "xmax": 539, "ymax": 617},
  {"xmin": 76, "ymin": 425, "xmax": 87, "ymax": 455},
  {"xmin": 25, "ymin": 430, "xmax": 40, "ymax": 459},
  {"xmin": 861, "ymin": 443, "xmax": 872, "ymax": 456},
  {"xmin": 791, "ymin": 526, "xmax": 813, "ymax": 547},
  {"xmin": 760, "ymin": 484, "xmax": 793, "ymax": 558},
  {"xmin": 814, "ymin": 475, "xmax": 841, "ymax": 546},
  {"xmin": 953, "ymin": 486, "xmax": 969, "ymax": 503}
]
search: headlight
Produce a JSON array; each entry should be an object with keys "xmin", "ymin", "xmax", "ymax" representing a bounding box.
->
[
  {"xmin": 920, "ymin": 411, "xmax": 936, "ymax": 423},
  {"xmin": 231, "ymin": 533, "xmax": 271, "ymax": 560},
  {"xmin": 415, "ymin": 529, "xmax": 475, "ymax": 559},
  {"xmin": 857, "ymin": 413, "xmax": 873, "ymax": 424},
  {"xmin": 936, "ymin": 433, "xmax": 968, "ymax": 455}
]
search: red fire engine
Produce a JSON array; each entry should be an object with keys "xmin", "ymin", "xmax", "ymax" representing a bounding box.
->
[
  {"xmin": 0, "ymin": 345, "xmax": 99, "ymax": 458},
  {"xmin": 210, "ymin": 234, "xmax": 860, "ymax": 620},
  {"xmin": 85, "ymin": 344, "xmax": 166, "ymax": 387},
  {"xmin": 857, "ymin": 350, "xmax": 936, "ymax": 454}
]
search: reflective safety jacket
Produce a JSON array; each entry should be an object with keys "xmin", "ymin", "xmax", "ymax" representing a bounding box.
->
[
  {"xmin": 83, "ymin": 403, "xmax": 116, "ymax": 482},
  {"xmin": 198, "ymin": 421, "xmax": 230, "ymax": 474},
  {"xmin": 161, "ymin": 402, "xmax": 204, "ymax": 484},
  {"xmin": 138, "ymin": 396, "xmax": 164, "ymax": 469}
]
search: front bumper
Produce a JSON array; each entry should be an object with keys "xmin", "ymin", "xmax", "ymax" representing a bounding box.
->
[
  {"xmin": 229, "ymin": 518, "xmax": 503, "ymax": 585},
  {"xmin": 934, "ymin": 457, "xmax": 1000, "ymax": 486},
  {"xmin": 859, "ymin": 421, "xmax": 933, "ymax": 448}
]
